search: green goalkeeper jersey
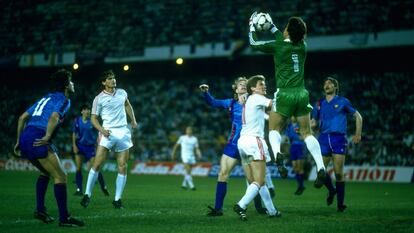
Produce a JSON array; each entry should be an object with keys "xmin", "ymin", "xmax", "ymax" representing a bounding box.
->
[{"xmin": 249, "ymin": 29, "xmax": 306, "ymax": 89}]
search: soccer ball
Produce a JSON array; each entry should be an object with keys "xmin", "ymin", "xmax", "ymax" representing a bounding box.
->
[{"xmin": 253, "ymin": 12, "xmax": 272, "ymax": 31}]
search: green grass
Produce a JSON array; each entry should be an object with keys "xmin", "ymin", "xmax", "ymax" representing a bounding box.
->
[{"xmin": 0, "ymin": 171, "xmax": 413, "ymax": 233}]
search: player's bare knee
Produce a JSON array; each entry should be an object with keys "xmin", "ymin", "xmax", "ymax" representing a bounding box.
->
[
  {"xmin": 218, "ymin": 170, "xmax": 229, "ymax": 181},
  {"xmin": 118, "ymin": 163, "xmax": 127, "ymax": 174}
]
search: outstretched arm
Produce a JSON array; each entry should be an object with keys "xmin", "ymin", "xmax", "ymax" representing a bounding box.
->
[{"xmin": 199, "ymin": 84, "xmax": 232, "ymax": 108}]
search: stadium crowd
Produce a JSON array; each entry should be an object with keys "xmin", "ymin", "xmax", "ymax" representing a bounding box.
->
[
  {"xmin": 1, "ymin": 71, "xmax": 413, "ymax": 166},
  {"xmin": 1, "ymin": 0, "xmax": 414, "ymax": 57}
]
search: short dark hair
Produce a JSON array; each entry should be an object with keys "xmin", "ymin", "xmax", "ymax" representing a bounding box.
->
[
  {"xmin": 324, "ymin": 76, "xmax": 339, "ymax": 94},
  {"xmin": 246, "ymin": 75, "xmax": 265, "ymax": 95},
  {"xmin": 287, "ymin": 17, "xmax": 307, "ymax": 44},
  {"xmin": 100, "ymin": 70, "xmax": 115, "ymax": 82},
  {"xmin": 80, "ymin": 104, "xmax": 91, "ymax": 111},
  {"xmin": 50, "ymin": 69, "xmax": 72, "ymax": 92}
]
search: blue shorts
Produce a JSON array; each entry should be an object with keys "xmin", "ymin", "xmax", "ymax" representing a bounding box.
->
[
  {"xmin": 76, "ymin": 143, "xmax": 96, "ymax": 161},
  {"xmin": 223, "ymin": 142, "xmax": 240, "ymax": 160},
  {"xmin": 290, "ymin": 143, "xmax": 305, "ymax": 160},
  {"xmin": 318, "ymin": 133, "xmax": 347, "ymax": 156},
  {"xmin": 19, "ymin": 126, "xmax": 57, "ymax": 160}
]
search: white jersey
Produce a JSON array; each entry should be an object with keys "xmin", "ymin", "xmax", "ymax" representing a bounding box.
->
[
  {"xmin": 92, "ymin": 88, "xmax": 128, "ymax": 129},
  {"xmin": 177, "ymin": 135, "xmax": 199, "ymax": 158},
  {"xmin": 240, "ymin": 94, "xmax": 271, "ymax": 138}
]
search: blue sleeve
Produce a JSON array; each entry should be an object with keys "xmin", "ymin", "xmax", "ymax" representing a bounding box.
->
[
  {"xmin": 26, "ymin": 103, "xmax": 37, "ymax": 116},
  {"xmin": 202, "ymin": 92, "xmax": 232, "ymax": 109},
  {"xmin": 343, "ymin": 98, "xmax": 356, "ymax": 115}
]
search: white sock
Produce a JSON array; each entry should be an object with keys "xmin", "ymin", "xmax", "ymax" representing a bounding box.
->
[
  {"xmin": 259, "ymin": 186, "xmax": 276, "ymax": 215},
  {"xmin": 269, "ymin": 130, "xmax": 282, "ymax": 160},
  {"xmin": 115, "ymin": 173, "xmax": 127, "ymax": 201},
  {"xmin": 238, "ymin": 182, "xmax": 260, "ymax": 209},
  {"xmin": 182, "ymin": 176, "xmax": 187, "ymax": 187},
  {"xmin": 304, "ymin": 135, "xmax": 325, "ymax": 171},
  {"xmin": 186, "ymin": 174, "xmax": 194, "ymax": 188},
  {"xmin": 85, "ymin": 169, "xmax": 98, "ymax": 197},
  {"xmin": 265, "ymin": 168, "xmax": 274, "ymax": 189}
]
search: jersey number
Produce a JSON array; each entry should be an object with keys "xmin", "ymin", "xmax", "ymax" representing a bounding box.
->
[
  {"xmin": 291, "ymin": 54, "xmax": 299, "ymax": 72},
  {"xmin": 32, "ymin": 97, "xmax": 51, "ymax": 116}
]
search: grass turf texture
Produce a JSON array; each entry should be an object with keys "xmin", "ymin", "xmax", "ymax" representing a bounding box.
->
[{"xmin": 0, "ymin": 171, "xmax": 413, "ymax": 233}]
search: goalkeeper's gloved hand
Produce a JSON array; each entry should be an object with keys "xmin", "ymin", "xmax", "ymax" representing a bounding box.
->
[
  {"xmin": 264, "ymin": 13, "xmax": 278, "ymax": 33},
  {"xmin": 249, "ymin": 11, "xmax": 258, "ymax": 32}
]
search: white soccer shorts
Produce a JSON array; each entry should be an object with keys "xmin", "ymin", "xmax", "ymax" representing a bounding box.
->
[
  {"xmin": 181, "ymin": 155, "xmax": 196, "ymax": 165},
  {"xmin": 238, "ymin": 135, "xmax": 271, "ymax": 165},
  {"xmin": 98, "ymin": 126, "xmax": 133, "ymax": 152}
]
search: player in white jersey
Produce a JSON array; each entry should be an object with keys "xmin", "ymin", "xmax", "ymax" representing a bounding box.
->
[
  {"xmin": 81, "ymin": 70, "xmax": 137, "ymax": 209},
  {"xmin": 234, "ymin": 75, "xmax": 281, "ymax": 221},
  {"xmin": 171, "ymin": 126, "xmax": 202, "ymax": 190}
]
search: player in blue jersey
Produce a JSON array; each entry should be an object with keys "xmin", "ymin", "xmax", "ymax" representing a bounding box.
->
[
  {"xmin": 285, "ymin": 117, "xmax": 306, "ymax": 195},
  {"xmin": 311, "ymin": 77, "xmax": 363, "ymax": 212},
  {"xmin": 14, "ymin": 69, "xmax": 84, "ymax": 227},
  {"xmin": 200, "ymin": 77, "xmax": 275, "ymax": 216},
  {"xmin": 72, "ymin": 104, "xmax": 109, "ymax": 196}
]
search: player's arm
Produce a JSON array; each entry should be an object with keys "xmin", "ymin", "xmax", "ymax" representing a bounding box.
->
[
  {"xmin": 352, "ymin": 111, "xmax": 363, "ymax": 144},
  {"xmin": 248, "ymin": 12, "xmax": 277, "ymax": 53},
  {"xmin": 199, "ymin": 84, "xmax": 231, "ymax": 109},
  {"xmin": 33, "ymin": 112, "xmax": 60, "ymax": 146},
  {"xmin": 125, "ymin": 98, "xmax": 137, "ymax": 128},
  {"xmin": 14, "ymin": 111, "xmax": 30, "ymax": 155},
  {"xmin": 72, "ymin": 132, "xmax": 79, "ymax": 154},
  {"xmin": 195, "ymin": 146, "xmax": 202, "ymax": 160},
  {"xmin": 171, "ymin": 143, "xmax": 180, "ymax": 161},
  {"xmin": 91, "ymin": 114, "xmax": 110, "ymax": 137}
]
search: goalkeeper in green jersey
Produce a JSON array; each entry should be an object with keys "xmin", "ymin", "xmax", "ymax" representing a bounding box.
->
[{"xmin": 248, "ymin": 12, "xmax": 327, "ymax": 188}]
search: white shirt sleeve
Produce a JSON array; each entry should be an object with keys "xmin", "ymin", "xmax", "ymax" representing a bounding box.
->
[{"xmin": 91, "ymin": 95, "xmax": 101, "ymax": 116}]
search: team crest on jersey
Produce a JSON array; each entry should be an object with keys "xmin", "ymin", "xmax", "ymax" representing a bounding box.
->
[{"xmin": 334, "ymin": 104, "xmax": 339, "ymax": 108}]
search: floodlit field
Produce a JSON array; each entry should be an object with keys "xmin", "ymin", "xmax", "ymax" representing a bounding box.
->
[{"xmin": 0, "ymin": 171, "xmax": 413, "ymax": 233}]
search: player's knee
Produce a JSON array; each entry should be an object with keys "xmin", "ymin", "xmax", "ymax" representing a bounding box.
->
[
  {"xmin": 118, "ymin": 163, "xmax": 127, "ymax": 173},
  {"xmin": 218, "ymin": 170, "xmax": 230, "ymax": 181},
  {"xmin": 335, "ymin": 172, "xmax": 343, "ymax": 181}
]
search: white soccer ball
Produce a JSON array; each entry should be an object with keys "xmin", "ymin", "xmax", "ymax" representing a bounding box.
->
[{"xmin": 253, "ymin": 12, "xmax": 272, "ymax": 31}]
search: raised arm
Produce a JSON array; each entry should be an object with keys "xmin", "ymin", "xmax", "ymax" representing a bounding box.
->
[{"xmin": 199, "ymin": 84, "xmax": 232, "ymax": 109}]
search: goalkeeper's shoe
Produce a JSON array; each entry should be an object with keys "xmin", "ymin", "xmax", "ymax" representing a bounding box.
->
[
  {"xmin": 34, "ymin": 210, "xmax": 55, "ymax": 224},
  {"xmin": 207, "ymin": 206, "xmax": 223, "ymax": 216},
  {"xmin": 314, "ymin": 169, "xmax": 328, "ymax": 189},
  {"xmin": 275, "ymin": 153, "xmax": 288, "ymax": 179}
]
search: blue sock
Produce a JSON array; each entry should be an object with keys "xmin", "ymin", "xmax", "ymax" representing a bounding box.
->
[
  {"xmin": 75, "ymin": 171, "xmax": 83, "ymax": 192},
  {"xmin": 98, "ymin": 172, "xmax": 106, "ymax": 190},
  {"xmin": 36, "ymin": 175, "xmax": 49, "ymax": 212},
  {"xmin": 336, "ymin": 182, "xmax": 345, "ymax": 207},
  {"xmin": 54, "ymin": 183, "xmax": 69, "ymax": 221},
  {"xmin": 296, "ymin": 173, "xmax": 304, "ymax": 188},
  {"xmin": 324, "ymin": 174, "xmax": 336, "ymax": 193},
  {"xmin": 214, "ymin": 182, "xmax": 227, "ymax": 210}
]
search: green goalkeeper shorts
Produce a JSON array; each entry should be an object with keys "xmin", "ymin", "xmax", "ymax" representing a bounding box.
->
[{"xmin": 272, "ymin": 87, "xmax": 313, "ymax": 117}]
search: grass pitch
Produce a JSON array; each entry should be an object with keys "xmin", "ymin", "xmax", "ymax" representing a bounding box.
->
[{"xmin": 0, "ymin": 171, "xmax": 413, "ymax": 233}]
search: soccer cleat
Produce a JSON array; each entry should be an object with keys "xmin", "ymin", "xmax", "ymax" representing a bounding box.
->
[
  {"xmin": 181, "ymin": 186, "xmax": 187, "ymax": 190},
  {"xmin": 190, "ymin": 187, "xmax": 196, "ymax": 191},
  {"xmin": 269, "ymin": 187, "xmax": 276, "ymax": 198},
  {"xmin": 268, "ymin": 210, "xmax": 282, "ymax": 218},
  {"xmin": 294, "ymin": 186, "xmax": 305, "ymax": 195},
  {"xmin": 59, "ymin": 216, "xmax": 85, "ymax": 227},
  {"xmin": 112, "ymin": 199, "xmax": 124, "ymax": 209},
  {"xmin": 314, "ymin": 169, "xmax": 327, "ymax": 189},
  {"xmin": 233, "ymin": 204, "xmax": 247, "ymax": 221},
  {"xmin": 275, "ymin": 153, "xmax": 288, "ymax": 179},
  {"xmin": 101, "ymin": 187, "xmax": 110, "ymax": 196},
  {"xmin": 327, "ymin": 190, "xmax": 337, "ymax": 206},
  {"xmin": 207, "ymin": 206, "xmax": 223, "ymax": 216},
  {"xmin": 256, "ymin": 207, "xmax": 267, "ymax": 215},
  {"xmin": 80, "ymin": 195, "xmax": 90, "ymax": 208},
  {"xmin": 74, "ymin": 190, "xmax": 83, "ymax": 196},
  {"xmin": 337, "ymin": 205, "xmax": 347, "ymax": 212},
  {"xmin": 34, "ymin": 210, "xmax": 55, "ymax": 224}
]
